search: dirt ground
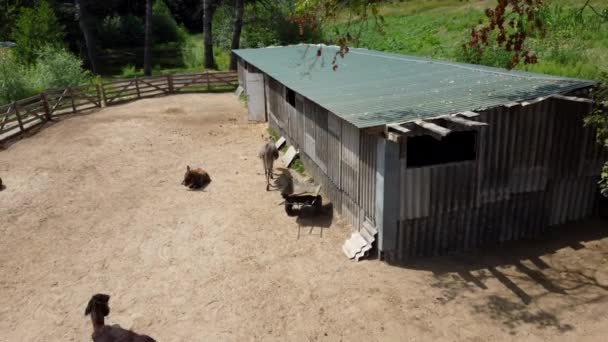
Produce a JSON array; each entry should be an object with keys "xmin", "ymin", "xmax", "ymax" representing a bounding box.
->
[{"xmin": 1, "ymin": 93, "xmax": 607, "ymax": 342}]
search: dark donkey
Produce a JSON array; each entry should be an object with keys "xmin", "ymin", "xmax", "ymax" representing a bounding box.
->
[{"xmin": 85, "ymin": 294, "xmax": 156, "ymax": 342}]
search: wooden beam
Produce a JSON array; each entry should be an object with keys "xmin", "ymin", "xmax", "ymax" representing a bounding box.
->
[
  {"xmin": 521, "ymin": 95, "xmax": 551, "ymax": 106},
  {"xmin": 552, "ymin": 94, "xmax": 594, "ymax": 104},
  {"xmin": 386, "ymin": 132, "xmax": 401, "ymax": 143},
  {"xmin": 442, "ymin": 115, "xmax": 488, "ymax": 127},
  {"xmin": 387, "ymin": 123, "xmax": 411, "ymax": 135},
  {"xmin": 458, "ymin": 111, "xmax": 479, "ymax": 118},
  {"xmin": 414, "ymin": 120, "xmax": 450, "ymax": 138}
]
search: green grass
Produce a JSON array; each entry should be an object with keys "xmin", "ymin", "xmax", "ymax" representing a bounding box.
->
[{"xmin": 325, "ymin": 0, "xmax": 608, "ymax": 80}]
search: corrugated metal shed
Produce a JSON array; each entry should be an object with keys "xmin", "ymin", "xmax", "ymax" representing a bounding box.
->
[{"xmin": 233, "ymin": 44, "xmax": 594, "ymax": 128}]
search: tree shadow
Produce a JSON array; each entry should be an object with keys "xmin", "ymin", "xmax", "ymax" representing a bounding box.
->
[
  {"xmin": 389, "ymin": 218, "xmax": 608, "ymax": 332},
  {"xmin": 473, "ymin": 295, "xmax": 574, "ymax": 335}
]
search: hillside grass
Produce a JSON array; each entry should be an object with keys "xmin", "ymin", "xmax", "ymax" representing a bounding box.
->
[{"xmin": 325, "ymin": 0, "xmax": 608, "ymax": 80}]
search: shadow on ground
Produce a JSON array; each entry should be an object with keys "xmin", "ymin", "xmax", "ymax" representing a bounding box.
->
[{"xmin": 387, "ymin": 219, "xmax": 608, "ymax": 334}]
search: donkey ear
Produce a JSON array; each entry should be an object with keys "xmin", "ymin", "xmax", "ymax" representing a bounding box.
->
[
  {"xmin": 187, "ymin": 165, "xmax": 191, "ymax": 171},
  {"xmin": 85, "ymin": 299, "xmax": 93, "ymax": 316}
]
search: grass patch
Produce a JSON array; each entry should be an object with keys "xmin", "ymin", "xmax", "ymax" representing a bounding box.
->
[
  {"xmin": 324, "ymin": 1, "xmax": 608, "ymax": 80},
  {"xmin": 290, "ymin": 158, "xmax": 306, "ymax": 175},
  {"xmin": 266, "ymin": 127, "xmax": 304, "ymax": 173}
]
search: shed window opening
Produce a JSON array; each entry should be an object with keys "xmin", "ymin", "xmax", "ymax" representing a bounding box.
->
[
  {"xmin": 286, "ymin": 87, "xmax": 296, "ymax": 107},
  {"xmin": 406, "ymin": 131, "xmax": 477, "ymax": 167}
]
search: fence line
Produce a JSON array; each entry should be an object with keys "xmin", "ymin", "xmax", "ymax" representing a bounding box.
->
[{"xmin": 0, "ymin": 71, "xmax": 238, "ymax": 142}]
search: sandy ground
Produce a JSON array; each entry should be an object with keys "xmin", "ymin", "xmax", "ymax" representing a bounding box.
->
[{"xmin": 1, "ymin": 93, "xmax": 608, "ymax": 342}]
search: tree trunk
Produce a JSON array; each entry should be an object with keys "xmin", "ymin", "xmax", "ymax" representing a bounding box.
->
[
  {"xmin": 229, "ymin": 0, "xmax": 244, "ymax": 71},
  {"xmin": 75, "ymin": 0, "xmax": 98, "ymax": 73},
  {"xmin": 144, "ymin": 0, "xmax": 153, "ymax": 76},
  {"xmin": 203, "ymin": 0, "xmax": 216, "ymax": 69}
]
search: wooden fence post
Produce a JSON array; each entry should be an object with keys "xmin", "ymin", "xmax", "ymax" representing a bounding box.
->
[
  {"xmin": 135, "ymin": 77, "xmax": 141, "ymax": 98},
  {"xmin": 206, "ymin": 72, "xmax": 211, "ymax": 91},
  {"xmin": 68, "ymin": 87, "xmax": 76, "ymax": 113},
  {"xmin": 167, "ymin": 75, "xmax": 174, "ymax": 94},
  {"xmin": 101, "ymin": 82, "xmax": 109, "ymax": 106},
  {"xmin": 40, "ymin": 92, "xmax": 52, "ymax": 121},
  {"xmin": 95, "ymin": 84, "xmax": 102, "ymax": 107},
  {"xmin": 13, "ymin": 102, "xmax": 25, "ymax": 132}
]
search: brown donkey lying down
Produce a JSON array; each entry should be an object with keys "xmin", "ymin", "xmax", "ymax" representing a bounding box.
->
[
  {"xmin": 85, "ymin": 294, "xmax": 156, "ymax": 342},
  {"xmin": 181, "ymin": 165, "xmax": 211, "ymax": 189}
]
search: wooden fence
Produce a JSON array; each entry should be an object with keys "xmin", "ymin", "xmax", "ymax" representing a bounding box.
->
[{"xmin": 0, "ymin": 71, "xmax": 237, "ymax": 142}]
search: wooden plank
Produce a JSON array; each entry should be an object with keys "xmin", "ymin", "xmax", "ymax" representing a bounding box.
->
[
  {"xmin": 275, "ymin": 136, "xmax": 286, "ymax": 150},
  {"xmin": 0, "ymin": 103, "xmax": 14, "ymax": 130},
  {"xmin": 282, "ymin": 146, "xmax": 298, "ymax": 167},
  {"xmin": 521, "ymin": 95, "xmax": 551, "ymax": 106},
  {"xmin": 459, "ymin": 110, "xmax": 479, "ymax": 118},
  {"xmin": 206, "ymin": 72, "xmax": 211, "ymax": 90},
  {"xmin": 442, "ymin": 115, "xmax": 488, "ymax": 127},
  {"xmin": 388, "ymin": 123, "xmax": 411, "ymax": 135},
  {"xmin": 552, "ymin": 94, "xmax": 594, "ymax": 104},
  {"xmin": 414, "ymin": 120, "xmax": 451, "ymax": 138}
]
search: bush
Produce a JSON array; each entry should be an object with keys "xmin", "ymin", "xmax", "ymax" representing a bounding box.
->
[
  {"xmin": 152, "ymin": 0, "xmax": 186, "ymax": 44},
  {"xmin": 27, "ymin": 46, "xmax": 92, "ymax": 91},
  {"xmin": 0, "ymin": 52, "xmax": 32, "ymax": 105},
  {"xmin": 120, "ymin": 65, "xmax": 143, "ymax": 78},
  {"xmin": 12, "ymin": 0, "xmax": 65, "ymax": 65},
  {"xmin": 181, "ymin": 35, "xmax": 203, "ymax": 69}
]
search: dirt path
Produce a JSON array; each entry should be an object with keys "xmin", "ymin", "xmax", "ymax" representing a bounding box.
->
[{"xmin": 1, "ymin": 93, "xmax": 607, "ymax": 341}]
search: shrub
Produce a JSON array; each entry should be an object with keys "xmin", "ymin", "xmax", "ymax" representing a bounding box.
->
[
  {"xmin": 0, "ymin": 52, "xmax": 32, "ymax": 105},
  {"xmin": 181, "ymin": 35, "xmax": 203, "ymax": 69},
  {"xmin": 27, "ymin": 46, "xmax": 92, "ymax": 91},
  {"xmin": 12, "ymin": 0, "xmax": 65, "ymax": 65},
  {"xmin": 120, "ymin": 65, "xmax": 142, "ymax": 78}
]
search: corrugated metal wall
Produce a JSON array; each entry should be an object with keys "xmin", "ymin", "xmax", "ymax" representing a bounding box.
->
[
  {"xmin": 262, "ymin": 74, "xmax": 376, "ymax": 232},
  {"xmin": 389, "ymin": 98, "xmax": 605, "ymax": 261}
]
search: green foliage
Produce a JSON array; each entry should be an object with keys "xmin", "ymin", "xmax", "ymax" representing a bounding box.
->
[
  {"xmin": 0, "ymin": 47, "xmax": 91, "ymax": 105},
  {"xmin": 181, "ymin": 34, "xmax": 203, "ymax": 69},
  {"xmin": 290, "ymin": 158, "xmax": 306, "ymax": 174},
  {"xmin": 27, "ymin": 46, "xmax": 92, "ymax": 90},
  {"xmin": 120, "ymin": 64, "xmax": 143, "ymax": 78},
  {"xmin": 181, "ymin": 34, "xmax": 229, "ymax": 71},
  {"xmin": 152, "ymin": 0, "xmax": 187, "ymax": 44},
  {"xmin": 11, "ymin": 0, "xmax": 65, "ymax": 65},
  {"xmin": 98, "ymin": 15, "xmax": 145, "ymax": 48},
  {"xmin": 0, "ymin": 52, "xmax": 32, "ymax": 105}
]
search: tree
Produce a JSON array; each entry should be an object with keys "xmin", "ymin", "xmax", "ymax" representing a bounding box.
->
[
  {"xmin": 202, "ymin": 0, "xmax": 217, "ymax": 69},
  {"xmin": 229, "ymin": 0, "xmax": 244, "ymax": 70},
  {"xmin": 144, "ymin": 0, "xmax": 153, "ymax": 76},
  {"xmin": 74, "ymin": 0, "xmax": 99, "ymax": 73},
  {"xmin": 584, "ymin": 74, "xmax": 608, "ymax": 194},
  {"xmin": 0, "ymin": 0, "xmax": 37, "ymax": 40},
  {"xmin": 12, "ymin": 0, "xmax": 65, "ymax": 65}
]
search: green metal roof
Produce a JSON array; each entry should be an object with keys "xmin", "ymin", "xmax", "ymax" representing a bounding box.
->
[{"xmin": 234, "ymin": 44, "xmax": 594, "ymax": 128}]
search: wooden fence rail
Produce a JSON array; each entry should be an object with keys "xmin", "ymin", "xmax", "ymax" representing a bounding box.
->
[{"xmin": 0, "ymin": 71, "xmax": 237, "ymax": 142}]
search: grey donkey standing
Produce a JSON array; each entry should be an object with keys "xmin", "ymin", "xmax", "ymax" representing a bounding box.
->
[{"xmin": 259, "ymin": 139, "xmax": 279, "ymax": 191}]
